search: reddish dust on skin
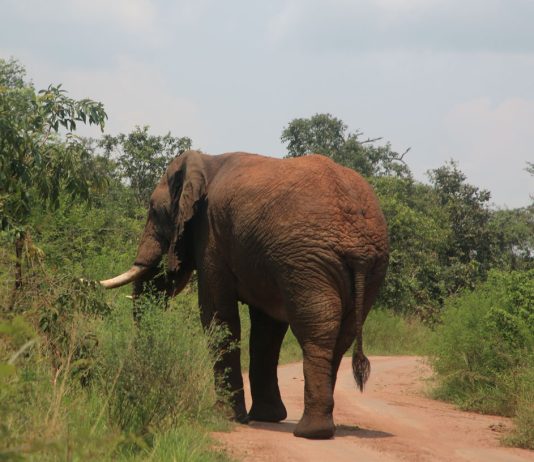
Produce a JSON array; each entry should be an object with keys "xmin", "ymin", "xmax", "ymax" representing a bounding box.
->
[{"xmin": 213, "ymin": 356, "xmax": 534, "ymax": 462}]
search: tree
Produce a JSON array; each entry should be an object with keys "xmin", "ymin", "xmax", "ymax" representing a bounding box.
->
[
  {"xmin": 489, "ymin": 207, "xmax": 534, "ymax": 271},
  {"xmin": 372, "ymin": 176, "xmax": 449, "ymax": 322},
  {"xmin": 99, "ymin": 126, "xmax": 192, "ymax": 206},
  {"xmin": 428, "ymin": 161, "xmax": 493, "ymax": 292},
  {"xmin": 0, "ymin": 58, "xmax": 108, "ymax": 307},
  {"xmin": 281, "ymin": 113, "xmax": 410, "ymax": 177}
]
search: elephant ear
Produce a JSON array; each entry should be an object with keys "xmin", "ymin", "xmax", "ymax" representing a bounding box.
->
[{"xmin": 167, "ymin": 151, "xmax": 207, "ymax": 273}]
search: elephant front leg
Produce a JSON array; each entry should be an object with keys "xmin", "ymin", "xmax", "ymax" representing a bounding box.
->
[
  {"xmin": 198, "ymin": 286, "xmax": 248, "ymax": 423},
  {"xmin": 248, "ymin": 306, "xmax": 289, "ymax": 422},
  {"xmin": 197, "ymin": 262, "xmax": 248, "ymax": 423},
  {"xmin": 209, "ymin": 311, "xmax": 248, "ymax": 424}
]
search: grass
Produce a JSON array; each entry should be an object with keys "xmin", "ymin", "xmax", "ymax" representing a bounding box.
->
[
  {"xmin": 427, "ymin": 270, "xmax": 534, "ymax": 449},
  {"xmin": 0, "ymin": 281, "xmax": 233, "ymax": 461},
  {"xmin": 363, "ymin": 308, "xmax": 432, "ymax": 356}
]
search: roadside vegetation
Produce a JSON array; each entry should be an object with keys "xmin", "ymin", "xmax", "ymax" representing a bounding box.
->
[
  {"xmin": 429, "ymin": 270, "xmax": 534, "ymax": 448},
  {"xmin": 1, "ymin": 57, "xmax": 533, "ymax": 459}
]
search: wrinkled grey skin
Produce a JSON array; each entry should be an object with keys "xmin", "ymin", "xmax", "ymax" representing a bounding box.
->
[{"xmin": 111, "ymin": 150, "xmax": 389, "ymax": 439}]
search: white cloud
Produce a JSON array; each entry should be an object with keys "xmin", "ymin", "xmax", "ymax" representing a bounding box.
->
[{"xmin": 443, "ymin": 98, "xmax": 534, "ymax": 207}]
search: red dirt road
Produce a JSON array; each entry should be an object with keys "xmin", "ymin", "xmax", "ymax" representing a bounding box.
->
[{"xmin": 213, "ymin": 356, "xmax": 534, "ymax": 462}]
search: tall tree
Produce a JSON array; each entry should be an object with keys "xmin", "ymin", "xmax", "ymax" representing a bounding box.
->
[
  {"xmin": 0, "ymin": 58, "xmax": 108, "ymax": 307},
  {"xmin": 99, "ymin": 126, "xmax": 192, "ymax": 206},
  {"xmin": 281, "ymin": 113, "xmax": 410, "ymax": 177},
  {"xmin": 428, "ymin": 161, "xmax": 493, "ymax": 292}
]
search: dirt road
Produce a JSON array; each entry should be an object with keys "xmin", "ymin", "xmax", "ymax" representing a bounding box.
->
[{"xmin": 213, "ymin": 356, "xmax": 533, "ymax": 462}]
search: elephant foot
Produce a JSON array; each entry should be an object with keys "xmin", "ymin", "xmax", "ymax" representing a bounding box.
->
[
  {"xmin": 294, "ymin": 413, "xmax": 335, "ymax": 439},
  {"xmin": 233, "ymin": 412, "xmax": 250, "ymax": 424},
  {"xmin": 216, "ymin": 399, "xmax": 249, "ymax": 424},
  {"xmin": 231, "ymin": 402, "xmax": 250, "ymax": 424},
  {"xmin": 248, "ymin": 400, "xmax": 287, "ymax": 423}
]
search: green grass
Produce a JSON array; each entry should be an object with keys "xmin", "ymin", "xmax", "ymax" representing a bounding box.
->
[
  {"xmin": 116, "ymin": 424, "xmax": 231, "ymax": 462},
  {"xmin": 428, "ymin": 270, "xmax": 534, "ymax": 449},
  {"xmin": 363, "ymin": 308, "xmax": 433, "ymax": 356},
  {"xmin": 0, "ymin": 284, "xmax": 233, "ymax": 461}
]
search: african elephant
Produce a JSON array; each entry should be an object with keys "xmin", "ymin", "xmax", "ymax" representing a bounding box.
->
[{"xmin": 100, "ymin": 150, "xmax": 389, "ymax": 439}]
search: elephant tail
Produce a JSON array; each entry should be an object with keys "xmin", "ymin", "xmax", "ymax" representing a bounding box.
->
[{"xmin": 352, "ymin": 269, "xmax": 370, "ymax": 392}]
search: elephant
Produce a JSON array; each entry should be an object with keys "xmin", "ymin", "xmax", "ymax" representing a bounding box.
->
[{"xmin": 100, "ymin": 150, "xmax": 389, "ymax": 439}]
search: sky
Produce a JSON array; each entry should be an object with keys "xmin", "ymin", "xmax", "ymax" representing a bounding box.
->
[{"xmin": 1, "ymin": 0, "xmax": 533, "ymax": 208}]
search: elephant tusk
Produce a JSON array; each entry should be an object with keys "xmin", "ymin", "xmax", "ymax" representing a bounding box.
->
[{"xmin": 99, "ymin": 265, "xmax": 149, "ymax": 289}]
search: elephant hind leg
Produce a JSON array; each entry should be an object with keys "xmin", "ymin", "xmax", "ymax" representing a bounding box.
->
[
  {"xmin": 248, "ymin": 306, "xmax": 289, "ymax": 422},
  {"xmin": 290, "ymin": 291, "xmax": 342, "ymax": 439}
]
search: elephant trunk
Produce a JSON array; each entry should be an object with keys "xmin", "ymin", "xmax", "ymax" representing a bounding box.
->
[{"xmin": 100, "ymin": 265, "xmax": 150, "ymax": 289}]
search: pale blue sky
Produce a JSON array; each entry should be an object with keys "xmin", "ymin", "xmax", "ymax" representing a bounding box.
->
[{"xmin": 2, "ymin": 0, "xmax": 533, "ymax": 207}]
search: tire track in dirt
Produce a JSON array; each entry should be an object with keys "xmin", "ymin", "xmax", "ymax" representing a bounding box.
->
[{"xmin": 213, "ymin": 356, "xmax": 534, "ymax": 462}]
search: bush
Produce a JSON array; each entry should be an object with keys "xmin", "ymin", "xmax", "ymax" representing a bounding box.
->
[
  {"xmin": 0, "ymin": 280, "xmax": 232, "ymax": 460},
  {"xmin": 96, "ymin": 293, "xmax": 229, "ymax": 435},
  {"xmin": 0, "ymin": 313, "xmax": 123, "ymax": 461},
  {"xmin": 429, "ymin": 269, "xmax": 534, "ymax": 448},
  {"xmin": 504, "ymin": 367, "xmax": 534, "ymax": 449}
]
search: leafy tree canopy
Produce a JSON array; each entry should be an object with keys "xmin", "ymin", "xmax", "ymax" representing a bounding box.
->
[
  {"xmin": 0, "ymin": 57, "xmax": 108, "ymax": 304},
  {"xmin": 0, "ymin": 57, "xmax": 108, "ymax": 236},
  {"xmin": 99, "ymin": 126, "xmax": 192, "ymax": 206},
  {"xmin": 281, "ymin": 113, "xmax": 410, "ymax": 178}
]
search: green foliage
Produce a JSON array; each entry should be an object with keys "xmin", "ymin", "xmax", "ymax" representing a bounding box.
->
[
  {"xmin": 0, "ymin": 282, "xmax": 231, "ymax": 460},
  {"xmin": 97, "ymin": 293, "xmax": 228, "ymax": 435},
  {"xmin": 489, "ymin": 206, "xmax": 534, "ymax": 271},
  {"xmin": 504, "ymin": 367, "xmax": 534, "ymax": 449},
  {"xmin": 373, "ymin": 177, "xmax": 448, "ymax": 322},
  {"xmin": 99, "ymin": 126, "xmax": 192, "ymax": 206},
  {"xmin": 0, "ymin": 57, "xmax": 109, "ymax": 309},
  {"xmin": 281, "ymin": 113, "xmax": 410, "ymax": 177},
  {"xmin": 0, "ymin": 58, "xmax": 108, "ymax": 233},
  {"xmin": 37, "ymin": 279, "xmax": 111, "ymax": 384},
  {"xmin": 428, "ymin": 161, "xmax": 494, "ymax": 291},
  {"xmin": 0, "ymin": 312, "xmax": 117, "ymax": 461},
  {"xmin": 429, "ymin": 270, "xmax": 534, "ymax": 447},
  {"xmin": 27, "ymin": 188, "xmax": 143, "ymax": 279}
]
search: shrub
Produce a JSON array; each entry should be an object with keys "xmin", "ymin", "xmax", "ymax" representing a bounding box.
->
[
  {"xmin": 504, "ymin": 366, "xmax": 534, "ymax": 449},
  {"xmin": 0, "ymin": 281, "xmax": 231, "ymax": 460},
  {"xmin": 0, "ymin": 313, "xmax": 122, "ymax": 461},
  {"xmin": 429, "ymin": 269, "xmax": 534, "ymax": 448},
  {"xmin": 96, "ymin": 293, "xmax": 229, "ymax": 435}
]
